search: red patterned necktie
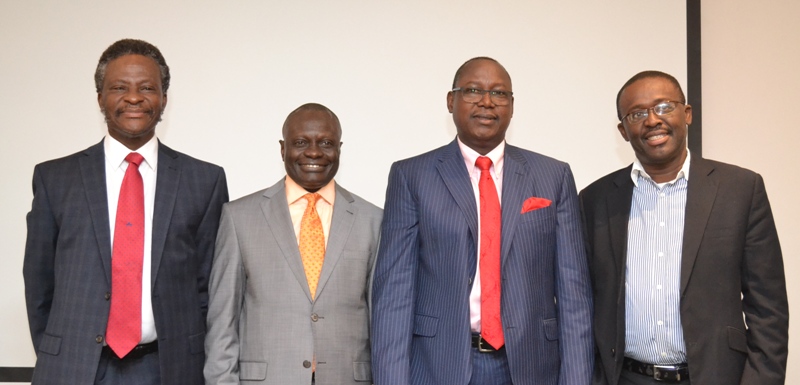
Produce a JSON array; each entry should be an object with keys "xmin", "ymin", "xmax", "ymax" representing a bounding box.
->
[
  {"xmin": 106, "ymin": 152, "xmax": 144, "ymax": 358},
  {"xmin": 475, "ymin": 156, "xmax": 504, "ymax": 349},
  {"xmin": 299, "ymin": 193, "xmax": 325, "ymax": 300}
]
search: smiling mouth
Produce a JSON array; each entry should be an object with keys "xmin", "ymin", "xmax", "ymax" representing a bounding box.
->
[{"xmin": 300, "ymin": 164, "xmax": 327, "ymax": 170}]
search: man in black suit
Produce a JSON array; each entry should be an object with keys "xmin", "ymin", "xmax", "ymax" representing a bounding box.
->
[
  {"xmin": 580, "ymin": 70, "xmax": 788, "ymax": 385},
  {"xmin": 23, "ymin": 39, "xmax": 228, "ymax": 384}
]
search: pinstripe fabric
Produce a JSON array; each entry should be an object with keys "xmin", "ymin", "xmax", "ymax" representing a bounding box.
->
[
  {"xmin": 624, "ymin": 173, "xmax": 687, "ymax": 364},
  {"xmin": 23, "ymin": 140, "xmax": 228, "ymax": 385},
  {"xmin": 371, "ymin": 140, "xmax": 593, "ymax": 385}
]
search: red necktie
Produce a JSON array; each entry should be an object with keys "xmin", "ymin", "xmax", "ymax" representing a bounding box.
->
[
  {"xmin": 106, "ymin": 152, "xmax": 145, "ymax": 358},
  {"xmin": 476, "ymin": 156, "xmax": 504, "ymax": 349}
]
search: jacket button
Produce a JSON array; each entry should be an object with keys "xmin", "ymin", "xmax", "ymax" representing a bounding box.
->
[
  {"xmin": 303, "ymin": 360, "xmax": 311, "ymax": 368},
  {"xmin": 611, "ymin": 348, "xmax": 616, "ymax": 355},
  {"xmin": 104, "ymin": 292, "xmax": 111, "ymax": 300},
  {"xmin": 311, "ymin": 313, "xmax": 319, "ymax": 322},
  {"xmin": 96, "ymin": 335, "xmax": 104, "ymax": 343}
]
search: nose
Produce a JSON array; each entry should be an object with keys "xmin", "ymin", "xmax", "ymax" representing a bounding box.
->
[
  {"xmin": 476, "ymin": 91, "xmax": 496, "ymax": 107},
  {"xmin": 304, "ymin": 143, "xmax": 323, "ymax": 158},
  {"xmin": 123, "ymin": 89, "xmax": 144, "ymax": 104},
  {"xmin": 643, "ymin": 108, "xmax": 662, "ymax": 127}
]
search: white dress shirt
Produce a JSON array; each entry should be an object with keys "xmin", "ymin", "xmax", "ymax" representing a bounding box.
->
[
  {"xmin": 104, "ymin": 135, "xmax": 158, "ymax": 344},
  {"xmin": 457, "ymin": 138, "xmax": 505, "ymax": 333}
]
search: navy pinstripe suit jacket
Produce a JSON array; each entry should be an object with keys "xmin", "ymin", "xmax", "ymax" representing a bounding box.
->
[
  {"xmin": 24, "ymin": 140, "xmax": 228, "ymax": 385},
  {"xmin": 372, "ymin": 140, "xmax": 593, "ymax": 385}
]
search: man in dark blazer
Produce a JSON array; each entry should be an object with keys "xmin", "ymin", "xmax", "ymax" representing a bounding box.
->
[
  {"xmin": 23, "ymin": 39, "xmax": 228, "ymax": 384},
  {"xmin": 204, "ymin": 103, "xmax": 381, "ymax": 384},
  {"xmin": 371, "ymin": 57, "xmax": 593, "ymax": 385},
  {"xmin": 580, "ymin": 71, "xmax": 788, "ymax": 385}
]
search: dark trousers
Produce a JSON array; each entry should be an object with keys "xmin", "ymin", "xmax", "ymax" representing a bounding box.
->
[
  {"xmin": 94, "ymin": 347, "xmax": 161, "ymax": 385},
  {"xmin": 468, "ymin": 346, "xmax": 513, "ymax": 385}
]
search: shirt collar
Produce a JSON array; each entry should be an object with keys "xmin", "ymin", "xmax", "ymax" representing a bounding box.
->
[
  {"xmin": 284, "ymin": 176, "xmax": 336, "ymax": 206},
  {"xmin": 104, "ymin": 135, "xmax": 159, "ymax": 172},
  {"xmin": 631, "ymin": 150, "xmax": 691, "ymax": 187},
  {"xmin": 457, "ymin": 137, "xmax": 505, "ymax": 176}
]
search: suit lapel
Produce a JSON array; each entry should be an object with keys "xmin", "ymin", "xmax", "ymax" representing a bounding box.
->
[
  {"xmin": 499, "ymin": 146, "xmax": 527, "ymax": 266},
  {"xmin": 80, "ymin": 141, "xmax": 113, "ymax": 286},
  {"xmin": 261, "ymin": 180, "xmax": 314, "ymax": 301},
  {"xmin": 608, "ymin": 167, "xmax": 634, "ymax": 284},
  {"xmin": 680, "ymin": 157, "xmax": 717, "ymax": 294},
  {"xmin": 315, "ymin": 184, "xmax": 356, "ymax": 299},
  {"xmin": 151, "ymin": 142, "xmax": 180, "ymax": 287},
  {"xmin": 436, "ymin": 141, "xmax": 478, "ymax": 255}
]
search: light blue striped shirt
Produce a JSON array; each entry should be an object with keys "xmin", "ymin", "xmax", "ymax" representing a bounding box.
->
[{"xmin": 624, "ymin": 152, "xmax": 691, "ymax": 364}]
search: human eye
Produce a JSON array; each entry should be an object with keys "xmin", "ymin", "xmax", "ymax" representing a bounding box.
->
[
  {"xmin": 654, "ymin": 102, "xmax": 676, "ymax": 115},
  {"xmin": 490, "ymin": 90, "xmax": 510, "ymax": 99},
  {"xmin": 629, "ymin": 110, "xmax": 648, "ymax": 121},
  {"xmin": 465, "ymin": 88, "xmax": 483, "ymax": 94}
]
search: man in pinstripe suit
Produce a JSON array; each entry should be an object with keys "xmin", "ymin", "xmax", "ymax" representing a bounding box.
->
[
  {"xmin": 23, "ymin": 39, "xmax": 228, "ymax": 384},
  {"xmin": 580, "ymin": 71, "xmax": 788, "ymax": 384},
  {"xmin": 371, "ymin": 57, "xmax": 594, "ymax": 385}
]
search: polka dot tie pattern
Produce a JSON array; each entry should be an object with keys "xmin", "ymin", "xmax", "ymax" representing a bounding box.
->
[
  {"xmin": 475, "ymin": 156, "xmax": 504, "ymax": 350},
  {"xmin": 299, "ymin": 193, "xmax": 326, "ymax": 300},
  {"xmin": 106, "ymin": 152, "xmax": 144, "ymax": 358}
]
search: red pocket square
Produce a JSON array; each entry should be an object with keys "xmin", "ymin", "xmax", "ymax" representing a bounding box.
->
[{"xmin": 521, "ymin": 197, "xmax": 551, "ymax": 213}]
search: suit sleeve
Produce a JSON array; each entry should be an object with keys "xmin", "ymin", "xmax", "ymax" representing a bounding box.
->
[
  {"xmin": 204, "ymin": 204, "xmax": 245, "ymax": 385},
  {"xmin": 22, "ymin": 165, "xmax": 57, "ymax": 354},
  {"xmin": 196, "ymin": 168, "xmax": 229, "ymax": 319},
  {"xmin": 371, "ymin": 163, "xmax": 418, "ymax": 385},
  {"xmin": 739, "ymin": 174, "xmax": 788, "ymax": 385},
  {"xmin": 555, "ymin": 165, "xmax": 594, "ymax": 385}
]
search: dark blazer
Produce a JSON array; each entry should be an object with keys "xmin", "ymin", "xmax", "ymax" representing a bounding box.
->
[
  {"xmin": 24, "ymin": 140, "xmax": 228, "ymax": 385},
  {"xmin": 579, "ymin": 156, "xmax": 788, "ymax": 385},
  {"xmin": 371, "ymin": 140, "xmax": 593, "ymax": 385}
]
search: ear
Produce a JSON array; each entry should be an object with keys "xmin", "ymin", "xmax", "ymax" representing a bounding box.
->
[
  {"xmin": 447, "ymin": 91, "xmax": 455, "ymax": 113},
  {"xmin": 162, "ymin": 93, "xmax": 168, "ymax": 110},
  {"xmin": 617, "ymin": 122, "xmax": 630, "ymax": 142},
  {"xmin": 684, "ymin": 104, "xmax": 692, "ymax": 125},
  {"xmin": 279, "ymin": 140, "xmax": 285, "ymax": 160}
]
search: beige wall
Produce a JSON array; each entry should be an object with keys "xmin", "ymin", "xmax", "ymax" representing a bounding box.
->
[{"xmin": 702, "ymin": 0, "xmax": 799, "ymax": 382}]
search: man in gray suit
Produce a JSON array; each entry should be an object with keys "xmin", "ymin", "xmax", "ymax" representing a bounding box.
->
[
  {"xmin": 204, "ymin": 103, "xmax": 382, "ymax": 385},
  {"xmin": 24, "ymin": 39, "xmax": 228, "ymax": 384}
]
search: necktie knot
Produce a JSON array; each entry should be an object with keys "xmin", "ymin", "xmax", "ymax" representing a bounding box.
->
[
  {"xmin": 125, "ymin": 152, "xmax": 144, "ymax": 168},
  {"xmin": 304, "ymin": 193, "xmax": 321, "ymax": 206},
  {"xmin": 475, "ymin": 156, "xmax": 493, "ymax": 172}
]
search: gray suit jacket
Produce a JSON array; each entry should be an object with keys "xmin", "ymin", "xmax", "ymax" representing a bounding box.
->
[
  {"xmin": 204, "ymin": 179, "xmax": 382, "ymax": 385},
  {"xmin": 24, "ymin": 140, "xmax": 228, "ymax": 385},
  {"xmin": 580, "ymin": 156, "xmax": 788, "ymax": 385}
]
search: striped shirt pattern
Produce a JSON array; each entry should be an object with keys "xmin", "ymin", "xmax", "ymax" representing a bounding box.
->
[{"xmin": 624, "ymin": 169, "xmax": 688, "ymax": 365}]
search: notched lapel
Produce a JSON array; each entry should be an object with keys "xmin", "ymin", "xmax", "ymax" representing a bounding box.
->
[
  {"xmin": 151, "ymin": 143, "xmax": 180, "ymax": 287},
  {"xmin": 680, "ymin": 159, "xmax": 718, "ymax": 294},
  {"xmin": 608, "ymin": 169, "xmax": 635, "ymax": 285},
  {"xmin": 436, "ymin": 141, "xmax": 478, "ymax": 248},
  {"xmin": 80, "ymin": 142, "xmax": 112, "ymax": 286},
  {"xmin": 499, "ymin": 148, "xmax": 527, "ymax": 266},
  {"xmin": 315, "ymin": 185, "xmax": 356, "ymax": 299},
  {"xmin": 261, "ymin": 183, "xmax": 314, "ymax": 302}
]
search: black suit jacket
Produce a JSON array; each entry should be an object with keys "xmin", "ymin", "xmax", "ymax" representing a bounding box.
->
[
  {"xmin": 579, "ymin": 156, "xmax": 788, "ymax": 385},
  {"xmin": 24, "ymin": 140, "xmax": 228, "ymax": 385}
]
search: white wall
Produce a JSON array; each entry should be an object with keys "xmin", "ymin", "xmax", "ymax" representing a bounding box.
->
[
  {"xmin": 0, "ymin": 0, "xmax": 687, "ymax": 379},
  {"xmin": 702, "ymin": 0, "xmax": 799, "ymax": 382}
]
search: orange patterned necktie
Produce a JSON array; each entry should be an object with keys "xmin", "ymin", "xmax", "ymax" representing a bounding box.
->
[
  {"xmin": 299, "ymin": 193, "xmax": 325, "ymax": 300},
  {"xmin": 106, "ymin": 152, "xmax": 144, "ymax": 358},
  {"xmin": 476, "ymin": 156, "xmax": 504, "ymax": 349}
]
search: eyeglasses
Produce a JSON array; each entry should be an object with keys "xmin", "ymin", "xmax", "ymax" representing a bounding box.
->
[
  {"xmin": 451, "ymin": 87, "xmax": 513, "ymax": 106},
  {"xmin": 622, "ymin": 100, "xmax": 685, "ymax": 124}
]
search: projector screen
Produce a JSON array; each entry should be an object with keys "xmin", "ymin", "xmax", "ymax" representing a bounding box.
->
[{"xmin": 0, "ymin": 0, "xmax": 687, "ymax": 373}]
